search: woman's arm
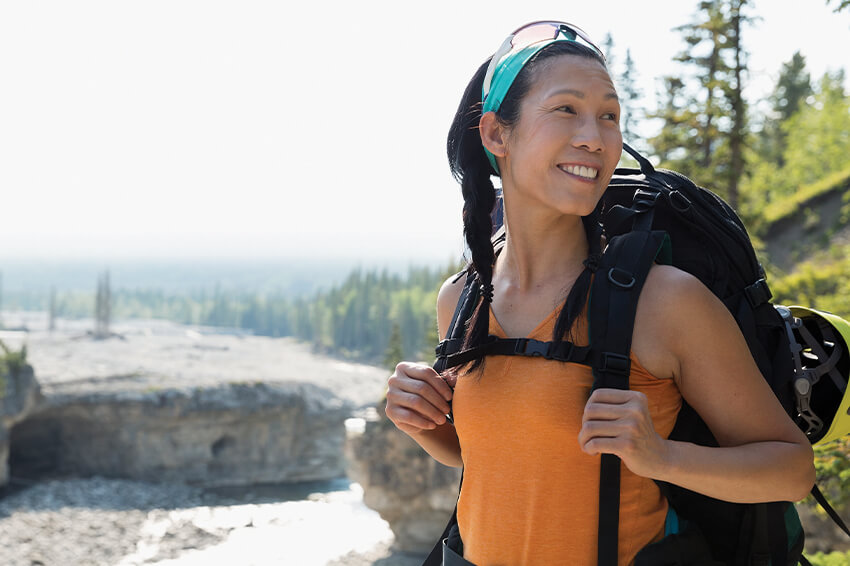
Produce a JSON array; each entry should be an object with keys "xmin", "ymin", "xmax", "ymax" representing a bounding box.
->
[
  {"xmin": 580, "ymin": 265, "xmax": 815, "ymax": 503},
  {"xmin": 384, "ymin": 274, "xmax": 465, "ymax": 468}
]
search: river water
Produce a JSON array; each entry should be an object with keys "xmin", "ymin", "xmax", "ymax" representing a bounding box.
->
[{"xmin": 0, "ymin": 476, "xmax": 424, "ymax": 566}]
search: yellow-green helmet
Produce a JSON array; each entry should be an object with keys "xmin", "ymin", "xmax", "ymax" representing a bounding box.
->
[{"xmin": 788, "ymin": 306, "xmax": 850, "ymax": 445}]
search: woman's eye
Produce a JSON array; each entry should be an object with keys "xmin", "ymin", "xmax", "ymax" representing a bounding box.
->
[
  {"xmin": 602, "ymin": 112, "xmax": 619, "ymax": 121},
  {"xmin": 557, "ymin": 105, "xmax": 576, "ymax": 114}
]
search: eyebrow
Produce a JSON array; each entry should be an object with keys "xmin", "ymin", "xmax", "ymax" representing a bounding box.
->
[{"xmin": 549, "ymin": 88, "xmax": 619, "ymax": 101}]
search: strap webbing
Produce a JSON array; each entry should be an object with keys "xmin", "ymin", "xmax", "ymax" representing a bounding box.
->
[
  {"xmin": 434, "ymin": 272, "xmax": 479, "ymax": 375},
  {"xmin": 811, "ymin": 484, "xmax": 850, "ymax": 539},
  {"xmin": 440, "ymin": 337, "xmax": 591, "ymax": 371},
  {"xmin": 591, "ymin": 229, "xmax": 672, "ymax": 566}
]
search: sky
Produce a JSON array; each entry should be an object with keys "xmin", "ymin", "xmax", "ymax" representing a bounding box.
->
[{"xmin": 1, "ymin": 0, "xmax": 848, "ymax": 266}]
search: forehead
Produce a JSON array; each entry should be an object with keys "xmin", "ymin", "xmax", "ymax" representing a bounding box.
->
[{"xmin": 526, "ymin": 54, "xmax": 617, "ymax": 99}]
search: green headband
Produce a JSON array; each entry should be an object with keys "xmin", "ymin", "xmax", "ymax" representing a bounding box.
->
[{"xmin": 481, "ymin": 39, "xmax": 562, "ymax": 175}]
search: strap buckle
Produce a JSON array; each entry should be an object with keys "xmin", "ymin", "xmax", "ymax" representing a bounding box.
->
[
  {"xmin": 600, "ymin": 352, "xmax": 631, "ymax": 376},
  {"xmin": 514, "ymin": 338, "xmax": 550, "ymax": 357},
  {"xmin": 632, "ymin": 188, "xmax": 660, "ymax": 213},
  {"xmin": 745, "ymin": 278, "xmax": 773, "ymax": 308},
  {"xmin": 436, "ymin": 339, "xmax": 462, "ymax": 358}
]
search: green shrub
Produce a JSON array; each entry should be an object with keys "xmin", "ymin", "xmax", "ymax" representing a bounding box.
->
[{"xmin": 805, "ymin": 550, "xmax": 850, "ymax": 566}]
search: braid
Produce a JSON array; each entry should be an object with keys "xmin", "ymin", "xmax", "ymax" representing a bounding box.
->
[
  {"xmin": 552, "ymin": 206, "xmax": 603, "ymax": 343},
  {"xmin": 460, "ymin": 161, "xmax": 496, "ymax": 367}
]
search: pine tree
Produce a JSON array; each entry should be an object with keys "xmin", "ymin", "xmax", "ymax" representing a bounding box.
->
[
  {"xmin": 649, "ymin": 0, "xmax": 752, "ymax": 208},
  {"xmin": 648, "ymin": 77, "xmax": 702, "ymax": 176},
  {"xmin": 384, "ymin": 323, "xmax": 404, "ymax": 370},
  {"xmin": 759, "ymin": 51, "xmax": 812, "ymax": 165},
  {"xmin": 602, "ymin": 33, "xmax": 615, "ymax": 70},
  {"xmin": 620, "ymin": 48, "xmax": 642, "ymax": 145},
  {"xmin": 725, "ymin": 0, "xmax": 748, "ymax": 210},
  {"xmin": 94, "ymin": 270, "xmax": 111, "ymax": 339}
]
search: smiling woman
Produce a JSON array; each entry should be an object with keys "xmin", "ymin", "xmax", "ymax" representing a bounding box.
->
[{"xmin": 381, "ymin": 19, "xmax": 815, "ymax": 566}]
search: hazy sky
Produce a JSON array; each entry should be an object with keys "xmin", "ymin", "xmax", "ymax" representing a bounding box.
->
[{"xmin": 1, "ymin": 1, "xmax": 848, "ymax": 265}]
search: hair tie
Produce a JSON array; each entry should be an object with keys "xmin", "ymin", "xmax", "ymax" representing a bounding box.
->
[
  {"xmin": 479, "ymin": 282, "xmax": 495, "ymax": 303},
  {"xmin": 583, "ymin": 253, "xmax": 601, "ymax": 273}
]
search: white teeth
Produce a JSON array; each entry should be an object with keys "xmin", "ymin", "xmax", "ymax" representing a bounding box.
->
[{"xmin": 562, "ymin": 165, "xmax": 598, "ymax": 179}]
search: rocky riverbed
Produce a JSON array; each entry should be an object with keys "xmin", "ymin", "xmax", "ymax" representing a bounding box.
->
[{"xmin": 0, "ymin": 313, "xmax": 425, "ymax": 565}]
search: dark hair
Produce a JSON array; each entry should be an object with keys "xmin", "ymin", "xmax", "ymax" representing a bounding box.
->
[{"xmin": 446, "ymin": 41, "xmax": 608, "ymax": 370}]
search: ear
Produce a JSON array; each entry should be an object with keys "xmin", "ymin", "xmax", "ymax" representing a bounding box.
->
[{"xmin": 479, "ymin": 111, "xmax": 508, "ymax": 160}]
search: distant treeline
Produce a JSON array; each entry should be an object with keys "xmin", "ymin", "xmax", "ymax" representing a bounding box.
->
[{"xmin": 5, "ymin": 263, "xmax": 464, "ymax": 366}]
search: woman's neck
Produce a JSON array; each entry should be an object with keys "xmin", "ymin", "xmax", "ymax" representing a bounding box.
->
[{"xmin": 496, "ymin": 206, "xmax": 590, "ymax": 293}]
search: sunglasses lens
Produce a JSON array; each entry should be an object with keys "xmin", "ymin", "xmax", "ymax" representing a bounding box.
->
[
  {"xmin": 508, "ymin": 21, "xmax": 602, "ymax": 59},
  {"xmin": 510, "ymin": 24, "xmax": 560, "ymax": 49}
]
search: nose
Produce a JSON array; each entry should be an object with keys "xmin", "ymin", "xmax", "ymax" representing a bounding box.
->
[{"xmin": 571, "ymin": 116, "xmax": 604, "ymax": 152}]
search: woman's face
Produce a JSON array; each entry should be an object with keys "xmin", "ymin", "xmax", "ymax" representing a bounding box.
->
[{"xmin": 499, "ymin": 54, "xmax": 623, "ymax": 217}]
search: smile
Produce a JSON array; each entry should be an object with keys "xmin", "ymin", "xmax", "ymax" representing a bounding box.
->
[{"xmin": 558, "ymin": 164, "xmax": 599, "ymax": 180}]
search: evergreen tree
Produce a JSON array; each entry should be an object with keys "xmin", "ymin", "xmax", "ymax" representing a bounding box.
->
[
  {"xmin": 383, "ymin": 323, "xmax": 404, "ymax": 370},
  {"xmin": 602, "ymin": 32, "xmax": 615, "ymax": 70},
  {"xmin": 648, "ymin": 76, "xmax": 702, "ymax": 173},
  {"xmin": 773, "ymin": 52, "xmax": 813, "ymax": 122},
  {"xmin": 94, "ymin": 270, "xmax": 111, "ymax": 339},
  {"xmin": 725, "ymin": 0, "xmax": 748, "ymax": 210},
  {"xmin": 620, "ymin": 48, "xmax": 642, "ymax": 145},
  {"xmin": 759, "ymin": 51, "xmax": 812, "ymax": 165},
  {"xmin": 828, "ymin": 0, "xmax": 850, "ymax": 11},
  {"xmin": 649, "ymin": 0, "xmax": 752, "ymax": 208}
]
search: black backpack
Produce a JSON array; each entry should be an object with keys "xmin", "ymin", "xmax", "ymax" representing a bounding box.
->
[{"xmin": 424, "ymin": 143, "xmax": 850, "ymax": 566}]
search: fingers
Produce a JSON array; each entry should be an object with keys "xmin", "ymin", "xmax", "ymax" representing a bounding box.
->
[
  {"xmin": 578, "ymin": 416, "xmax": 641, "ymax": 449},
  {"xmin": 579, "ymin": 389, "xmax": 650, "ymax": 453},
  {"xmin": 387, "ymin": 404, "xmax": 444, "ymax": 433},
  {"xmin": 386, "ymin": 362, "xmax": 454, "ymax": 433},
  {"xmin": 391, "ymin": 363, "xmax": 453, "ymax": 413},
  {"xmin": 583, "ymin": 388, "xmax": 647, "ymax": 423},
  {"xmin": 397, "ymin": 362, "xmax": 454, "ymax": 402}
]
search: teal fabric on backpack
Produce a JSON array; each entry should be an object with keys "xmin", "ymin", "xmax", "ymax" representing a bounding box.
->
[{"xmin": 665, "ymin": 507, "xmax": 681, "ymax": 537}]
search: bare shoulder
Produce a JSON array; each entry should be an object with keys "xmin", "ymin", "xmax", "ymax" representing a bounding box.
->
[
  {"xmin": 632, "ymin": 264, "xmax": 721, "ymax": 379},
  {"xmin": 437, "ymin": 271, "xmax": 469, "ymax": 340},
  {"xmin": 642, "ymin": 264, "xmax": 712, "ymax": 306},
  {"xmin": 638, "ymin": 263, "xmax": 727, "ymax": 335}
]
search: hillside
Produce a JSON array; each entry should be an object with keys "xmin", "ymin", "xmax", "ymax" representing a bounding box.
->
[
  {"xmin": 756, "ymin": 170, "xmax": 850, "ymax": 317},
  {"xmin": 760, "ymin": 169, "xmax": 850, "ymax": 274}
]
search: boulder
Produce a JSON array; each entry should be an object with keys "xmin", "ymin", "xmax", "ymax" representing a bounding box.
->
[
  {"xmin": 345, "ymin": 404, "xmax": 461, "ymax": 554},
  {"xmin": 10, "ymin": 379, "xmax": 348, "ymax": 486},
  {"xmin": 0, "ymin": 363, "xmax": 42, "ymax": 487}
]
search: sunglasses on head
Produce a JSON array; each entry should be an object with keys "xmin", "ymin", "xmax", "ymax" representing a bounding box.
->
[{"xmin": 482, "ymin": 20, "xmax": 605, "ymax": 106}]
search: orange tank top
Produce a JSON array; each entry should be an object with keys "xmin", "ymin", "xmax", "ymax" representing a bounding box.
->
[{"xmin": 452, "ymin": 305, "xmax": 682, "ymax": 566}]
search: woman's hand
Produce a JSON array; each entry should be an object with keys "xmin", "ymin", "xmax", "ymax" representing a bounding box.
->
[
  {"xmin": 385, "ymin": 362, "xmax": 454, "ymax": 436},
  {"xmin": 578, "ymin": 388, "xmax": 670, "ymax": 479}
]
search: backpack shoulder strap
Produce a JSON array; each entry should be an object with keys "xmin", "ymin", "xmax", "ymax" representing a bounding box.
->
[
  {"xmin": 590, "ymin": 227, "xmax": 672, "ymax": 566},
  {"xmin": 434, "ymin": 270, "xmax": 478, "ymax": 374}
]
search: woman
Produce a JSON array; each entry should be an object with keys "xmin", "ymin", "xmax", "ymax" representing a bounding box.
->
[{"xmin": 385, "ymin": 21, "xmax": 815, "ymax": 565}]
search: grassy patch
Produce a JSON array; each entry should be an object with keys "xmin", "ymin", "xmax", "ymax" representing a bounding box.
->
[{"xmin": 760, "ymin": 168, "xmax": 850, "ymax": 229}]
